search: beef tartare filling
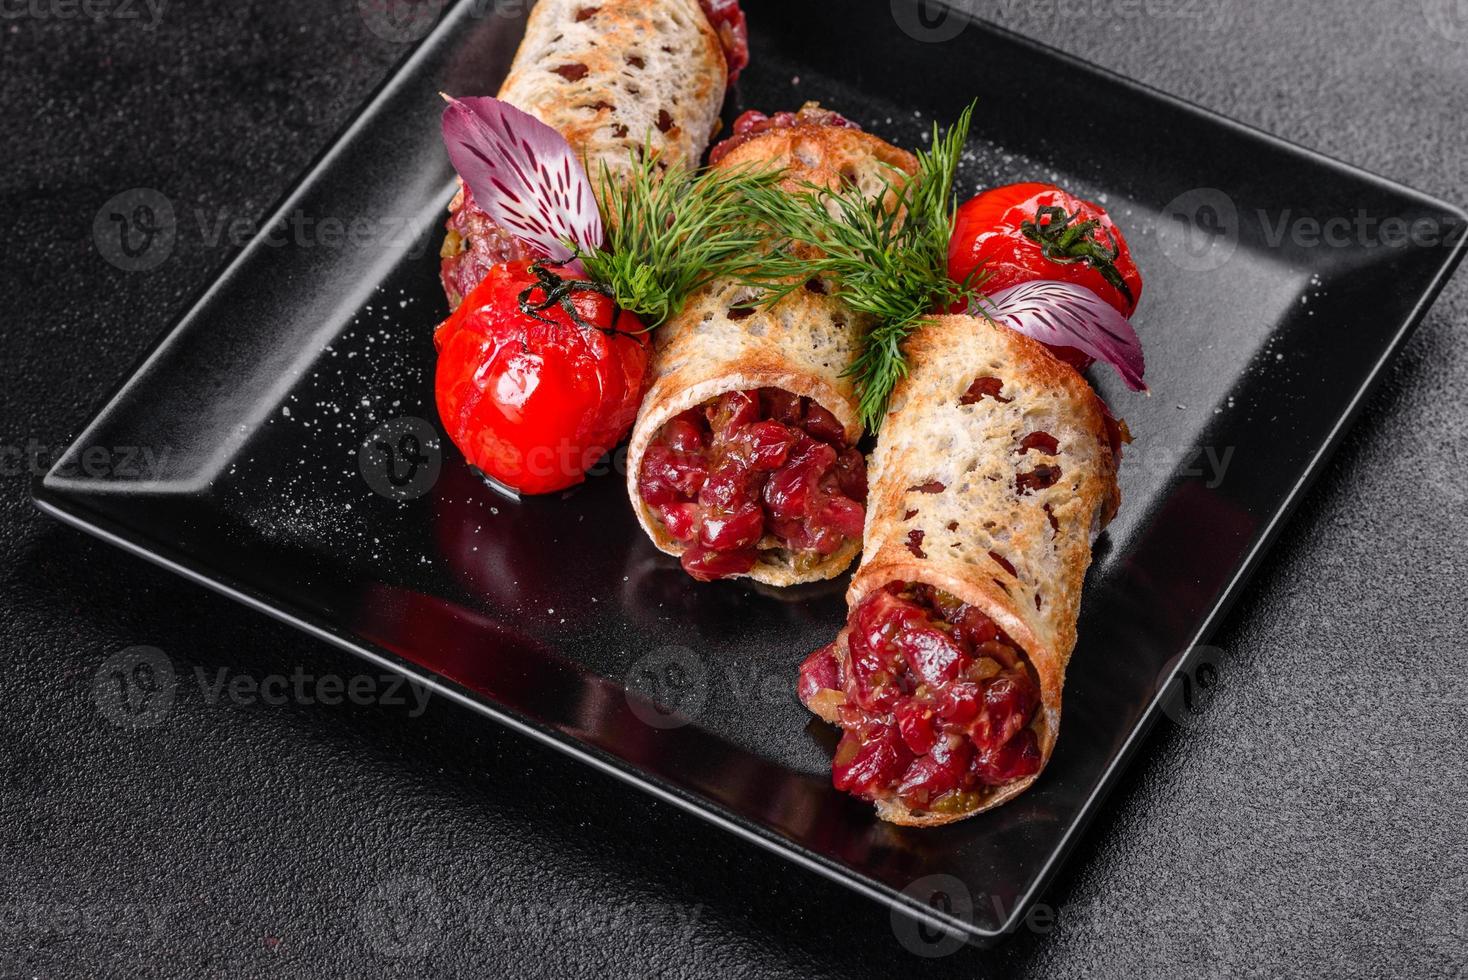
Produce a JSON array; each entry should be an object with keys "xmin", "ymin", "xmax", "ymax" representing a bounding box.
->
[
  {"xmin": 440, "ymin": 184, "xmax": 532, "ymax": 311},
  {"xmin": 798, "ymin": 582, "xmax": 1043, "ymax": 816},
  {"xmin": 637, "ymin": 388, "xmax": 866, "ymax": 581},
  {"xmin": 698, "ymin": 0, "xmax": 750, "ymax": 81}
]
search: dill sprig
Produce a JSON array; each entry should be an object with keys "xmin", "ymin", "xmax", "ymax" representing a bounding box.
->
[
  {"xmin": 578, "ymin": 152, "xmax": 785, "ymax": 328},
  {"xmin": 738, "ymin": 102, "xmax": 979, "ymax": 429}
]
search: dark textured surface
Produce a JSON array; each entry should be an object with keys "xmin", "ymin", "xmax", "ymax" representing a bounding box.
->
[{"xmin": 2, "ymin": 1, "xmax": 1464, "ymax": 976}]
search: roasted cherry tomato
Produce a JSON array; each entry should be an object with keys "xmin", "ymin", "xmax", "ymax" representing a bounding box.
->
[
  {"xmin": 949, "ymin": 182, "xmax": 1142, "ymax": 372},
  {"xmin": 950, "ymin": 182, "xmax": 1142, "ymax": 314},
  {"xmin": 433, "ymin": 259, "xmax": 648, "ymax": 495}
]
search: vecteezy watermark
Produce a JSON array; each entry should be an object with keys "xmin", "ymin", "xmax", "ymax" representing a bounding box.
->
[
  {"xmin": 193, "ymin": 207, "xmax": 434, "ymax": 256},
  {"xmin": 0, "ymin": 900, "xmax": 176, "ymax": 939},
  {"xmin": 93, "ymin": 191, "xmax": 436, "ymax": 273},
  {"xmin": 1255, "ymin": 209, "xmax": 1466, "ymax": 250},
  {"xmin": 93, "ymin": 188, "xmax": 176, "ymax": 273},
  {"xmin": 359, "ymin": 877, "xmax": 445, "ymax": 959},
  {"xmin": 91, "ymin": 646, "xmax": 176, "ymax": 730},
  {"xmin": 0, "ymin": 0, "xmax": 166, "ymax": 28},
  {"xmin": 91, "ymin": 648, "xmax": 434, "ymax": 728},
  {"xmin": 359, "ymin": 417, "xmax": 442, "ymax": 501},
  {"xmin": 892, "ymin": 874, "xmax": 1054, "ymax": 956},
  {"xmin": 459, "ymin": 432, "xmax": 633, "ymax": 489},
  {"xmin": 357, "ymin": 875, "xmax": 705, "ymax": 960},
  {"xmin": 1155, "ymin": 189, "xmax": 1468, "ymax": 274},
  {"xmin": 357, "ymin": 0, "xmax": 446, "ymax": 42},
  {"xmin": 1158, "ymin": 648, "xmax": 1466, "ymax": 732},
  {"xmin": 1423, "ymin": 0, "xmax": 1468, "ymax": 42},
  {"xmin": 1155, "ymin": 644, "xmax": 1236, "ymax": 731},
  {"xmin": 1, "ymin": 439, "xmax": 173, "ymax": 481},
  {"xmin": 475, "ymin": 900, "xmax": 705, "ymax": 943},
  {"xmin": 1155, "ymin": 187, "xmax": 1240, "ymax": 274},
  {"xmin": 890, "ymin": 0, "xmax": 969, "ymax": 42},
  {"xmin": 624, "ymin": 646, "xmax": 709, "ymax": 729},
  {"xmin": 996, "ymin": 0, "xmax": 1232, "ymax": 30},
  {"xmin": 1134, "ymin": 442, "xmax": 1235, "ymax": 488},
  {"xmin": 193, "ymin": 666, "xmax": 432, "ymax": 717},
  {"xmin": 622, "ymin": 646, "xmax": 807, "ymax": 730},
  {"xmin": 892, "ymin": 0, "xmax": 1232, "ymax": 42}
]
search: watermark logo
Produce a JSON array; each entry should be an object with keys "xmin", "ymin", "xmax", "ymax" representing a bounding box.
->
[
  {"xmin": 893, "ymin": 874, "xmax": 974, "ymax": 957},
  {"xmin": 91, "ymin": 645, "xmax": 177, "ymax": 730},
  {"xmin": 891, "ymin": 874, "xmax": 1056, "ymax": 956},
  {"xmin": 1156, "ymin": 644, "xmax": 1232, "ymax": 730},
  {"xmin": 93, "ymin": 188, "xmax": 176, "ymax": 272},
  {"xmin": 0, "ymin": 900, "xmax": 175, "ymax": 939},
  {"xmin": 1155, "ymin": 187, "xmax": 1239, "ymax": 273},
  {"xmin": 357, "ymin": 0, "xmax": 445, "ymax": 42},
  {"xmin": 892, "ymin": 0, "xmax": 968, "ymax": 42},
  {"xmin": 91, "ymin": 648, "xmax": 434, "ymax": 728},
  {"xmin": 359, "ymin": 876, "xmax": 444, "ymax": 959},
  {"xmin": 1155, "ymin": 190, "xmax": 1463, "ymax": 274},
  {"xmin": 359, "ymin": 417, "xmax": 442, "ymax": 501},
  {"xmin": 93, "ymin": 190, "xmax": 436, "ymax": 273},
  {"xmin": 1424, "ymin": 0, "xmax": 1468, "ymax": 42},
  {"xmin": 620, "ymin": 647, "xmax": 814, "ymax": 730},
  {"xmin": 624, "ymin": 646, "xmax": 708, "ymax": 729},
  {"xmin": 357, "ymin": 875, "xmax": 706, "ymax": 958},
  {"xmin": 1, "ymin": 439, "xmax": 171, "ymax": 481},
  {"xmin": 0, "ymin": 0, "xmax": 167, "ymax": 28},
  {"xmin": 1132, "ymin": 442, "xmax": 1235, "ymax": 487}
]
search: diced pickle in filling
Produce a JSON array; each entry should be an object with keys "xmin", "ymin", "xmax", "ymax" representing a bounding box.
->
[
  {"xmin": 798, "ymin": 583, "xmax": 1043, "ymax": 816},
  {"xmin": 637, "ymin": 388, "xmax": 867, "ymax": 581}
]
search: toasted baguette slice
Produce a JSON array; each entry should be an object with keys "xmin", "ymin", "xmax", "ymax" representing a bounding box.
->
[{"xmin": 625, "ymin": 110, "xmax": 917, "ymax": 586}]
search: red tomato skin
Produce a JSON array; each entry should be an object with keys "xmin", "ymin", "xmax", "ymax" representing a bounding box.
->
[
  {"xmin": 949, "ymin": 181, "xmax": 1143, "ymax": 318},
  {"xmin": 433, "ymin": 260, "xmax": 648, "ymax": 495}
]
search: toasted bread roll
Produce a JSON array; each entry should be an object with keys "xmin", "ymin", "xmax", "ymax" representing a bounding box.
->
[
  {"xmin": 799, "ymin": 314, "xmax": 1122, "ymax": 825},
  {"xmin": 442, "ymin": 0, "xmax": 731, "ymax": 307},
  {"xmin": 626, "ymin": 109, "xmax": 917, "ymax": 585},
  {"xmin": 497, "ymin": 0, "xmax": 728, "ymax": 176}
]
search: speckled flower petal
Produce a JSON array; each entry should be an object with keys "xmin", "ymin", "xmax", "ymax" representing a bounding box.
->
[{"xmin": 440, "ymin": 95, "xmax": 602, "ymax": 263}]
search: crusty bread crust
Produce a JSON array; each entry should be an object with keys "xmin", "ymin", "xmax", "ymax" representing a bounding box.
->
[
  {"xmin": 497, "ymin": 0, "xmax": 727, "ymax": 177},
  {"xmin": 845, "ymin": 314, "xmax": 1121, "ymax": 826},
  {"xmin": 625, "ymin": 114, "xmax": 918, "ymax": 586}
]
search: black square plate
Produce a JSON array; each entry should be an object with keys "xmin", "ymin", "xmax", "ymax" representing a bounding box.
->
[{"xmin": 35, "ymin": 0, "xmax": 1466, "ymax": 945}]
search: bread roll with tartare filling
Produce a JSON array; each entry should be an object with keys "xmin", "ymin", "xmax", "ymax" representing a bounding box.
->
[
  {"xmin": 805, "ymin": 314, "xmax": 1121, "ymax": 825},
  {"xmin": 626, "ymin": 112, "xmax": 918, "ymax": 586}
]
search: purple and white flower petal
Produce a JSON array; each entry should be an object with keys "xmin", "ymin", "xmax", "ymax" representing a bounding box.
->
[
  {"xmin": 440, "ymin": 95, "xmax": 603, "ymax": 265},
  {"xmin": 975, "ymin": 280, "xmax": 1147, "ymax": 392}
]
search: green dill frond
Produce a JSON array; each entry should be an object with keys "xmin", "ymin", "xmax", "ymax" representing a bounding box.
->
[
  {"xmin": 578, "ymin": 150, "xmax": 785, "ymax": 327},
  {"xmin": 735, "ymin": 101, "xmax": 979, "ymax": 430}
]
